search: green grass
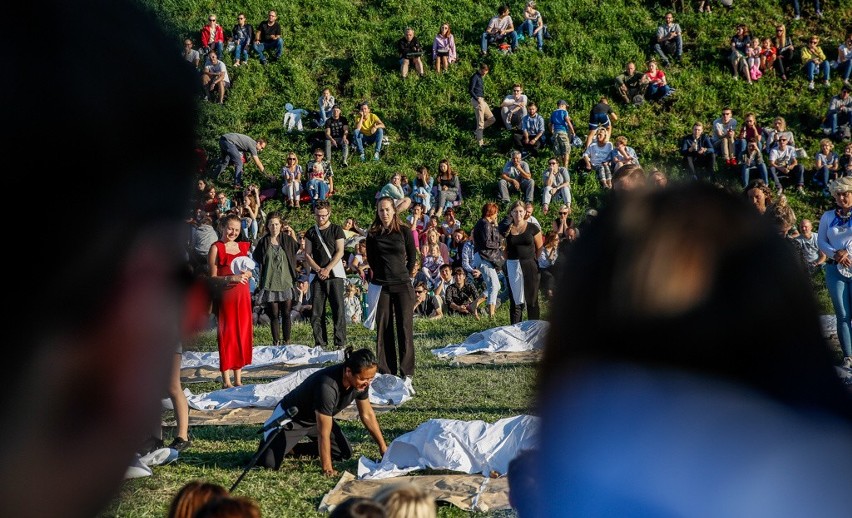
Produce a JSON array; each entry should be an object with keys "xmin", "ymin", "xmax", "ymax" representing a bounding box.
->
[
  {"xmin": 103, "ymin": 0, "xmax": 851, "ymax": 514},
  {"xmin": 105, "ymin": 305, "xmax": 540, "ymax": 517}
]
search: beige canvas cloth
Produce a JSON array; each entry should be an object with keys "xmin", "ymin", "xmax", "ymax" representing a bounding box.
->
[{"xmin": 318, "ymin": 471, "xmax": 511, "ymax": 513}]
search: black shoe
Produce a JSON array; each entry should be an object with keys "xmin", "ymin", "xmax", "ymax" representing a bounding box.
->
[
  {"xmin": 137, "ymin": 436, "xmax": 164, "ymax": 456},
  {"xmin": 169, "ymin": 437, "xmax": 192, "ymax": 452}
]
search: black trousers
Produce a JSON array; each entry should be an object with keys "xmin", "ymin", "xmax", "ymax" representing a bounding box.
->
[
  {"xmin": 259, "ymin": 418, "xmax": 352, "ymax": 470},
  {"xmin": 266, "ymin": 300, "xmax": 293, "ymax": 345},
  {"xmin": 509, "ymin": 259, "xmax": 540, "ymax": 324},
  {"xmin": 376, "ymin": 283, "xmax": 415, "ymax": 378},
  {"xmin": 683, "ymin": 154, "xmax": 716, "ymax": 181},
  {"xmin": 311, "ymin": 277, "xmax": 346, "ymax": 348}
]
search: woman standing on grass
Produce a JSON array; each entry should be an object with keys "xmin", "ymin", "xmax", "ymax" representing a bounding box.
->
[
  {"xmin": 253, "ymin": 212, "xmax": 299, "ymax": 346},
  {"xmin": 772, "ymin": 24, "xmax": 794, "ymax": 81},
  {"xmin": 366, "ymin": 197, "xmax": 417, "ymax": 379},
  {"xmin": 208, "ymin": 214, "xmax": 253, "ymax": 388},
  {"xmin": 473, "ymin": 202, "xmax": 504, "ymax": 319},
  {"xmin": 817, "ymin": 176, "xmax": 852, "ymax": 369},
  {"xmin": 503, "ymin": 200, "xmax": 543, "ymax": 324}
]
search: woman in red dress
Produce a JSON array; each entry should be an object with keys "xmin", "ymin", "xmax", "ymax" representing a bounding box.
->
[{"xmin": 208, "ymin": 213, "xmax": 253, "ymax": 387}]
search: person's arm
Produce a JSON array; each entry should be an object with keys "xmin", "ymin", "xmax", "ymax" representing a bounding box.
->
[
  {"xmin": 316, "ymin": 411, "xmax": 337, "ymax": 476},
  {"xmin": 252, "ymin": 154, "xmax": 266, "ymax": 175},
  {"xmin": 519, "ymin": 163, "xmax": 532, "ymax": 180},
  {"xmin": 320, "ymin": 237, "xmax": 345, "ymax": 279},
  {"xmin": 356, "ymin": 398, "xmax": 388, "ymax": 456},
  {"xmin": 303, "ymin": 236, "xmax": 323, "ymax": 273},
  {"xmin": 534, "ymin": 230, "xmax": 544, "ymax": 259},
  {"xmin": 373, "ymin": 116, "xmax": 385, "ymax": 130},
  {"xmin": 431, "ymin": 301, "xmax": 443, "ymax": 320}
]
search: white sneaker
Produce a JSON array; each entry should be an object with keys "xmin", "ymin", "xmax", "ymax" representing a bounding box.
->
[
  {"xmin": 808, "ymin": 81, "xmax": 815, "ymax": 90},
  {"xmin": 794, "ymin": 15, "xmax": 801, "ymax": 20},
  {"xmin": 843, "ymin": 357, "xmax": 852, "ymax": 368}
]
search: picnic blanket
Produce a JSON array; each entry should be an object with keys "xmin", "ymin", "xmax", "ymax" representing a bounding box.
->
[
  {"xmin": 357, "ymin": 415, "xmax": 539, "ymax": 480},
  {"xmin": 430, "ymin": 320, "xmax": 549, "ymax": 359},
  {"xmin": 318, "ymin": 471, "xmax": 510, "ymax": 513}
]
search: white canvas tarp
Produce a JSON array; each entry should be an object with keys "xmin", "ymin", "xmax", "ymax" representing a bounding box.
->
[
  {"xmin": 430, "ymin": 320, "xmax": 549, "ymax": 358},
  {"xmin": 181, "ymin": 345, "xmax": 343, "ymax": 370}
]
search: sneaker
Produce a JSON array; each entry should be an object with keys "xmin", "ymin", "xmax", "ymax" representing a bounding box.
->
[
  {"xmin": 359, "ymin": 153, "xmax": 366, "ymax": 162},
  {"xmin": 845, "ymin": 80, "xmax": 852, "ymax": 89},
  {"xmin": 843, "ymin": 357, "xmax": 852, "ymax": 368},
  {"xmin": 373, "ymin": 152, "xmax": 380, "ymax": 161},
  {"xmin": 796, "ymin": 185, "xmax": 805, "ymax": 194},
  {"xmin": 168, "ymin": 437, "xmax": 192, "ymax": 452},
  {"xmin": 817, "ymin": 10, "xmax": 824, "ymax": 18},
  {"xmin": 777, "ymin": 186, "xmax": 783, "ymax": 196},
  {"xmin": 808, "ymin": 81, "xmax": 815, "ymax": 90},
  {"xmin": 824, "ymin": 80, "xmax": 830, "ymax": 87},
  {"xmin": 794, "ymin": 15, "xmax": 801, "ymax": 20}
]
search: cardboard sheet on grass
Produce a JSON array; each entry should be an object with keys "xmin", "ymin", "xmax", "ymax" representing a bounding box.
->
[
  {"xmin": 431, "ymin": 320, "xmax": 548, "ymax": 364},
  {"xmin": 181, "ymin": 345, "xmax": 343, "ymax": 382},
  {"xmin": 319, "ymin": 471, "xmax": 510, "ymax": 513},
  {"xmin": 163, "ymin": 369, "xmax": 412, "ymax": 426}
]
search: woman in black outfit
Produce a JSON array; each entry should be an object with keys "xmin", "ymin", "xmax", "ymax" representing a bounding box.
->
[
  {"xmin": 366, "ymin": 196, "xmax": 418, "ymax": 379},
  {"xmin": 503, "ymin": 200, "xmax": 543, "ymax": 324},
  {"xmin": 772, "ymin": 23, "xmax": 794, "ymax": 81},
  {"xmin": 253, "ymin": 213, "xmax": 299, "ymax": 345}
]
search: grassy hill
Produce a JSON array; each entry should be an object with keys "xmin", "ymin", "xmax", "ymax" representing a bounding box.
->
[
  {"xmin": 148, "ymin": 0, "xmax": 850, "ymax": 231},
  {"xmin": 101, "ymin": 1, "xmax": 852, "ymax": 515}
]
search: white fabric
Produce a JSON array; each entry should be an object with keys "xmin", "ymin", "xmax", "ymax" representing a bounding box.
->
[
  {"xmin": 362, "ymin": 282, "xmax": 382, "ymax": 330},
  {"xmin": 505, "ymin": 259, "xmax": 525, "ymax": 305},
  {"xmin": 357, "ymin": 414, "xmax": 539, "ymax": 480},
  {"xmin": 229, "ymin": 256, "xmax": 256, "ymax": 274},
  {"xmin": 124, "ymin": 448, "xmax": 179, "ymax": 479},
  {"xmin": 181, "ymin": 345, "xmax": 343, "ymax": 370},
  {"xmin": 179, "ymin": 369, "xmax": 414, "ymax": 410},
  {"xmin": 431, "ymin": 320, "xmax": 549, "ymax": 358}
]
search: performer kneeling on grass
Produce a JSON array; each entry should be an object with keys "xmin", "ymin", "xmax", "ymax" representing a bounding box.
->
[{"xmin": 258, "ymin": 347, "xmax": 388, "ymax": 476}]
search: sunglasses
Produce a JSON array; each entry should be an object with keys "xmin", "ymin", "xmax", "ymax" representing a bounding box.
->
[
  {"xmin": 415, "ymin": 290, "xmax": 425, "ymax": 294},
  {"xmin": 314, "ymin": 154, "xmax": 324, "ymax": 157},
  {"xmin": 287, "ymin": 157, "xmax": 296, "ymax": 161},
  {"xmin": 209, "ymin": 18, "xmax": 216, "ymax": 22}
]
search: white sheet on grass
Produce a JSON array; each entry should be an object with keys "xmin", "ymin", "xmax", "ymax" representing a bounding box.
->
[
  {"xmin": 357, "ymin": 414, "xmax": 539, "ymax": 480},
  {"xmin": 431, "ymin": 320, "xmax": 549, "ymax": 358},
  {"xmin": 821, "ymin": 314, "xmax": 837, "ymax": 338},
  {"xmin": 181, "ymin": 345, "xmax": 344, "ymax": 370},
  {"xmin": 178, "ymin": 369, "xmax": 414, "ymax": 410}
]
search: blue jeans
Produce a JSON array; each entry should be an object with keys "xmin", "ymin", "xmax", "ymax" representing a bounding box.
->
[
  {"xmin": 806, "ymin": 60, "xmax": 830, "ymax": 81},
  {"xmin": 825, "ymin": 263, "xmax": 852, "ymax": 357},
  {"xmin": 477, "ymin": 256, "xmax": 501, "ymax": 306},
  {"xmin": 791, "ymin": 0, "xmax": 821, "ymax": 15},
  {"xmin": 253, "ymin": 39, "xmax": 283, "ymax": 62},
  {"xmin": 318, "ymin": 107, "xmax": 333, "ymax": 126},
  {"xmin": 838, "ymin": 59, "xmax": 852, "ymax": 81},
  {"xmin": 204, "ymin": 42, "xmax": 223, "ymax": 60},
  {"xmin": 653, "ymin": 36, "xmax": 683, "ymax": 63},
  {"xmin": 481, "ymin": 31, "xmax": 518, "ymax": 53},
  {"xmin": 307, "ymin": 178, "xmax": 329, "ymax": 201},
  {"xmin": 770, "ymin": 164, "xmax": 805, "ymax": 187},
  {"xmin": 818, "ymin": 165, "xmax": 839, "ymax": 186},
  {"xmin": 826, "ymin": 110, "xmax": 850, "ymax": 135},
  {"xmin": 645, "ymin": 83, "xmax": 672, "ymax": 100},
  {"xmin": 215, "ymin": 137, "xmax": 244, "ymax": 186},
  {"xmin": 355, "ymin": 128, "xmax": 384, "ymax": 155},
  {"xmin": 234, "ymin": 37, "xmax": 250, "ymax": 63},
  {"xmin": 519, "ymin": 20, "xmax": 543, "ymax": 49},
  {"xmin": 740, "ymin": 163, "xmax": 769, "ymax": 187}
]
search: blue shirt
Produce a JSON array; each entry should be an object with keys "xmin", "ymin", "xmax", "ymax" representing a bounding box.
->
[
  {"xmin": 522, "ymin": 114, "xmax": 545, "ymax": 137},
  {"xmin": 550, "ymin": 109, "xmax": 570, "ymax": 133}
]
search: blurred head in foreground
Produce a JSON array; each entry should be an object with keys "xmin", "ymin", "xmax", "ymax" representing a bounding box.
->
[
  {"xmin": 0, "ymin": 1, "xmax": 198, "ymax": 516},
  {"xmin": 530, "ymin": 182, "xmax": 852, "ymax": 517}
]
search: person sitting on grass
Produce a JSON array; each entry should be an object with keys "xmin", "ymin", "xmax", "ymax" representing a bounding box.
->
[
  {"xmin": 516, "ymin": 102, "xmax": 546, "ymax": 157},
  {"xmin": 480, "ymin": 4, "xmax": 518, "ymax": 56},
  {"xmin": 354, "ymin": 103, "xmax": 386, "ymax": 162},
  {"xmin": 652, "ymin": 12, "xmax": 683, "ymax": 67},
  {"xmin": 413, "ymin": 281, "xmax": 442, "ymax": 319},
  {"xmin": 614, "ymin": 61, "xmax": 646, "ymax": 105},
  {"xmin": 499, "ymin": 150, "xmax": 535, "ymax": 205},
  {"xmin": 397, "ymin": 27, "xmax": 425, "ymax": 78},
  {"xmin": 519, "ymin": 1, "xmax": 545, "ymax": 52},
  {"xmin": 643, "ymin": 59, "xmax": 674, "ymax": 101},
  {"xmin": 380, "ymin": 173, "xmax": 413, "ymax": 213},
  {"xmin": 582, "ymin": 128, "xmax": 614, "ymax": 189},
  {"xmin": 443, "ymin": 267, "xmax": 481, "ymax": 318},
  {"xmin": 201, "ymin": 51, "xmax": 230, "ymax": 104},
  {"xmin": 432, "ymin": 23, "xmax": 457, "ymax": 74}
]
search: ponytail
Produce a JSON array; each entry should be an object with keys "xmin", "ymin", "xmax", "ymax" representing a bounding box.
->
[{"xmin": 343, "ymin": 347, "xmax": 378, "ymax": 374}]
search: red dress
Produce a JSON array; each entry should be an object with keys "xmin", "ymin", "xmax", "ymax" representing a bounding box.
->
[{"xmin": 214, "ymin": 241, "xmax": 253, "ymax": 371}]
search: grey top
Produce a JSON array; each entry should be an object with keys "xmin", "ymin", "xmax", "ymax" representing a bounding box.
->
[{"xmin": 222, "ymin": 133, "xmax": 259, "ymax": 157}]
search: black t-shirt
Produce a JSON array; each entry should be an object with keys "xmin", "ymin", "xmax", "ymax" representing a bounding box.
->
[
  {"xmin": 306, "ymin": 223, "xmax": 344, "ymax": 268},
  {"xmin": 591, "ymin": 102, "xmax": 613, "ymax": 117},
  {"xmin": 278, "ymin": 364, "xmax": 368, "ymax": 424},
  {"xmin": 506, "ymin": 224, "xmax": 540, "ymax": 261},
  {"xmin": 325, "ymin": 115, "xmax": 349, "ymax": 140},
  {"xmin": 258, "ymin": 21, "xmax": 281, "ymax": 42}
]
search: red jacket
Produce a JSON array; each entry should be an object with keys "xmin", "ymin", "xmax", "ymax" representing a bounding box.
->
[{"xmin": 201, "ymin": 24, "xmax": 224, "ymax": 48}]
